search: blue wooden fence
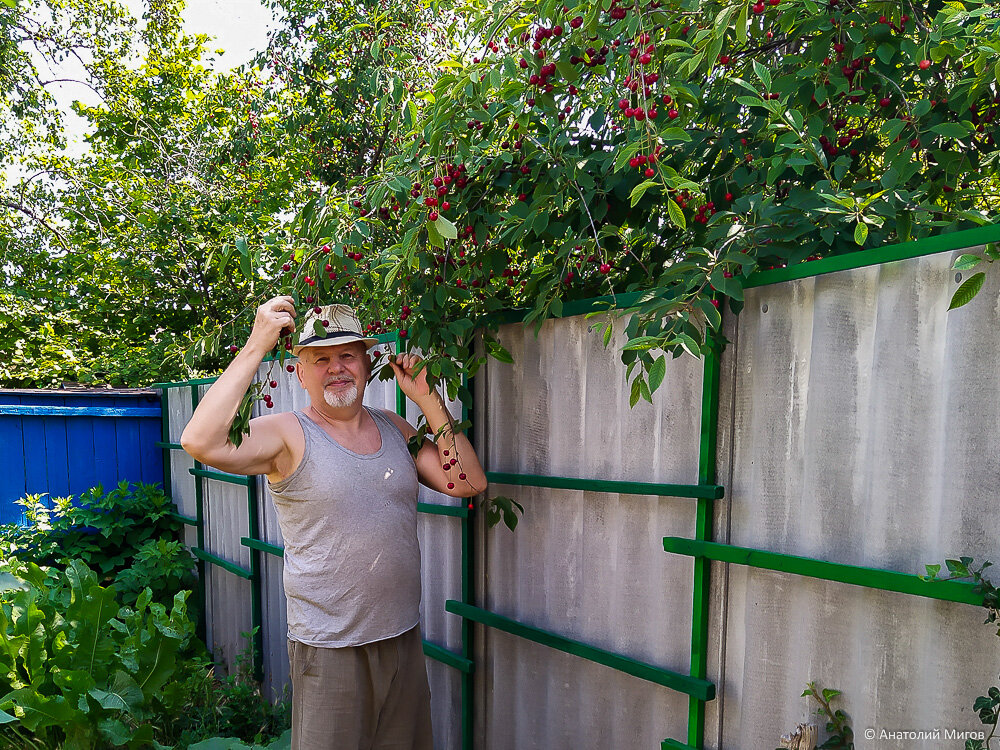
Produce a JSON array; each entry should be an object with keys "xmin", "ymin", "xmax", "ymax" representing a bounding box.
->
[{"xmin": 0, "ymin": 389, "xmax": 164, "ymax": 525}]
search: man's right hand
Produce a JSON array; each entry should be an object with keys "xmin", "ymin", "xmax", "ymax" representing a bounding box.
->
[{"xmin": 247, "ymin": 295, "xmax": 298, "ymax": 353}]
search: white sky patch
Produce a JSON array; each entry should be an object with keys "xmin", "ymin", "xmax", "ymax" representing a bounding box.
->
[{"xmin": 39, "ymin": 0, "xmax": 273, "ymax": 156}]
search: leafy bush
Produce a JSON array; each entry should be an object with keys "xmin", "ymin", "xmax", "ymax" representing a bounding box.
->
[
  {"xmin": 0, "ymin": 482, "xmax": 196, "ymax": 610},
  {"xmin": 153, "ymin": 629, "xmax": 290, "ymax": 749},
  {"xmin": 0, "ymin": 559, "xmax": 195, "ymax": 749},
  {"xmin": 0, "ymin": 483, "xmax": 290, "ymax": 749}
]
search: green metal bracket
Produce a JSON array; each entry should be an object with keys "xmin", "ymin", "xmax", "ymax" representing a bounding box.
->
[
  {"xmin": 422, "ymin": 639, "xmax": 475, "ymax": 673},
  {"xmin": 168, "ymin": 511, "xmax": 200, "ymax": 526},
  {"xmin": 417, "ymin": 502, "xmax": 470, "ymax": 518},
  {"xmin": 153, "ymin": 376, "xmax": 222, "ymax": 389},
  {"xmin": 664, "ymin": 538, "xmax": 984, "ymax": 606},
  {"xmin": 241, "ymin": 536, "xmax": 284, "ymax": 558},
  {"xmin": 191, "ymin": 385, "xmax": 207, "ymax": 645},
  {"xmin": 486, "ymin": 471, "xmax": 723, "ymax": 499},
  {"xmin": 192, "ymin": 546, "xmax": 253, "ymax": 580},
  {"xmin": 156, "ymin": 441, "xmax": 184, "ymax": 450},
  {"xmin": 246, "ymin": 476, "xmax": 264, "ymax": 681},
  {"xmin": 687, "ymin": 340, "xmax": 721, "ymax": 749},
  {"xmin": 189, "ymin": 467, "xmax": 253, "ymax": 486},
  {"xmin": 446, "ymin": 601, "xmax": 715, "ymax": 701},
  {"xmin": 745, "ymin": 222, "xmax": 1000, "ymax": 289}
]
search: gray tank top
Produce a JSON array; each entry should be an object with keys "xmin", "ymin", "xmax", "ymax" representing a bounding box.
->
[{"xmin": 267, "ymin": 407, "xmax": 421, "ymax": 647}]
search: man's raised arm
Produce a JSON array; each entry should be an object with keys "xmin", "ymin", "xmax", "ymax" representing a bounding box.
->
[{"xmin": 180, "ymin": 296, "xmax": 297, "ymax": 476}]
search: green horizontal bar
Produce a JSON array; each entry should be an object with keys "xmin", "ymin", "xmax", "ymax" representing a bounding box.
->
[
  {"xmin": 446, "ymin": 601, "xmax": 715, "ymax": 701},
  {"xmin": 192, "ymin": 547, "xmax": 252, "ymax": 580},
  {"xmin": 156, "ymin": 441, "xmax": 184, "ymax": 450},
  {"xmin": 168, "ymin": 511, "xmax": 200, "ymax": 527},
  {"xmin": 154, "ymin": 376, "xmax": 221, "ymax": 389},
  {"xmin": 745, "ymin": 223, "xmax": 1000, "ymax": 289},
  {"xmin": 486, "ymin": 471, "xmax": 723, "ymax": 500},
  {"xmin": 0, "ymin": 405, "xmax": 160, "ymax": 418},
  {"xmin": 663, "ymin": 538, "xmax": 984, "ymax": 606},
  {"xmin": 422, "ymin": 639, "xmax": 475, "ymax": 673},
  {"xmin": 241, "ymin": 536, "xmax": 285, "ymax": 558},
  {"xmin": 661, "ymin": 740, "xmax": 697, "ymax": 750},
  {"xmin": 189, "ymin": 467, "xmax": 252, "ymax": 486},
  {"xmin": 417, "ymin": 502, "xmax": 470, "ymax": 518}
]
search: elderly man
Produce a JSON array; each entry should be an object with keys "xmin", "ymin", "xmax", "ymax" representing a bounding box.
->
[{"xmin": 181, "ymin": 295, "xmax": 486, "ymax": 750}]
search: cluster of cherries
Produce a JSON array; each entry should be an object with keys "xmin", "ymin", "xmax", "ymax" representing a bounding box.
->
[{"xmin": 441, "ymin": 449, "xmax": 467, "ymax": 491}]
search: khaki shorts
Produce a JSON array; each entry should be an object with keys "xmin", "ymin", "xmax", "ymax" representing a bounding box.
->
[{"xmin": 287, "ymin": 626, "xmax": 433, "ymax": 750}]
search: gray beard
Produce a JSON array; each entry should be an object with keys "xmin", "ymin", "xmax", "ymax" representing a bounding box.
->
[{"xmin": 323, "ymin": 382, "xmax": 358, "ymax": 408}]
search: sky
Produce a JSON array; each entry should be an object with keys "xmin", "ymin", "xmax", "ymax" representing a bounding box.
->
[{"xmin": 44, "ymin": 0, "xmax": 274, "ymax": 153}]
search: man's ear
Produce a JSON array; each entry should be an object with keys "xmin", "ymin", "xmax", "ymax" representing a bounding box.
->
[{"xmin": 294, "ymin": 361, "xmax": 305, "ymax": 388}]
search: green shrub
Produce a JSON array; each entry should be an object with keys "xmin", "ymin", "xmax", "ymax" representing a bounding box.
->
[
  {"xmin": 0, "ymin": 483, "xmax": 290, "ymax": 749},
  {"xmin": 0, "ymin": 482, "xmax": 197, "ymax": 611},
  {"xmin": 0, "ymin": 559, "xmax": 195, "ymax": 749},
  {"xmin": 152, "ymin": 629, "xmax": 290, "ymax": 749}
]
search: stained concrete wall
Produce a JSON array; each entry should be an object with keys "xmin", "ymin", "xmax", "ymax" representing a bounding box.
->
[{"xmin": 707, "ymin": 246, "xmax": 1000, "ymax": 748}]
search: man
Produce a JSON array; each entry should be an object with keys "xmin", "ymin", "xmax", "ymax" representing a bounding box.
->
[{"xmin": 181, "ymin": 296, "xmax": 487, "ymax": 750}]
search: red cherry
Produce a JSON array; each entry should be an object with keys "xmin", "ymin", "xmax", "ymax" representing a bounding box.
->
[
  {"xmin": 270, "ymin": 380, "xmax": 278, "ymax": 388},
  {"xmin": 459, "ymin": 473, "xmax": 467, "ymax": 480},
  {"xmin": 668, "ymin": 109, "xmax": 679, "ymax": 119},
  {"xmin": 644, "ymin": 167, "xmax": 655, "ymax": 177},
  {"xmin": 725, "ymin": 192, "xmax": 734, "ymax": 201},
  {"xmin": 919, "ymin": 59, "xmax": 931, "ymax": 70},
  {"xmin": 879, "ymin": 97, "xmax": 891, "ymax": 107},
  {"xmin": 286, "ymin": 364, "xmax": 295, "ymax": 372},
  {"xmin": 429, "ymin": 211, "xmax": 439, "ymax": 220},
  {"xmin": 447, "ymin": 482, "xmax": 455, "ymax": 490}
]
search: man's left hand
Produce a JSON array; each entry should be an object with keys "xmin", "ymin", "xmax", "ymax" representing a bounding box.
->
[{"xmin": 388, "ymin": 353, "xmax": 433, "ymax": 402}]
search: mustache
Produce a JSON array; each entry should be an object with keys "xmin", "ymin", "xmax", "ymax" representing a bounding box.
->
[{"xmin": 324, "ymin": 377, "xmax": 355, "ymax": 386}]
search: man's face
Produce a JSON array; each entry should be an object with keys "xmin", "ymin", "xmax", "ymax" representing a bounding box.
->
[{"xmin": 295, "ymin": 341, "xmax": 371, "ymax": 410}]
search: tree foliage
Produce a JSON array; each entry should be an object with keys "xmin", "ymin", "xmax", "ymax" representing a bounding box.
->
[{"xmin": 2, "ymin": 0, "xmax": 999, "ymax": 395}]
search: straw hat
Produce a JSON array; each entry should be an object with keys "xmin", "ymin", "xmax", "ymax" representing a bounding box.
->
[{"xmin": 292, "ymin": 304, "xmax": 379, "ymax": 356}]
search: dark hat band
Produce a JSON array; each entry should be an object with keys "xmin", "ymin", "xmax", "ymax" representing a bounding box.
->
[{"xmin": 296, "ymin": 330, "xmax": 366, "ymax": 348}]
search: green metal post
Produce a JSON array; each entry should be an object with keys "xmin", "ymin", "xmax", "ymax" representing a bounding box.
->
[
  {"xmin": 158, "ymin": 387, "xmax": 172, "ymax": 499},
  {"xmin": 247, "ymin": 475, "xmax": 264, "ymax": 682},
  {"xmin": 191, "ymin": 384, "xmax": 207, "ymax": 645},
  {"xmin": 461, "ymin": 372, "xmax": 474, "ymax": 750},
  {"xmin": 688, "ymin": 337, "xmax": 721, "ymax": 749},
  {"xmin": 395, "ymin": 332, "xmax": 407, "ymax": 417}
]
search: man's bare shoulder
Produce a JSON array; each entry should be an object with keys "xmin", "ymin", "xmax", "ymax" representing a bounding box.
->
[{"xmin": 378, "ymin": 408, "xmax": 417, "ymax": 438}]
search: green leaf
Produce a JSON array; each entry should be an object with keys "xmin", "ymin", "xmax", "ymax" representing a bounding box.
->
[
  {"xmin": 629, "ymin": 179, "xmax": 659, "ymax": 207},
  {"xmin": 667, "ymin": 200, "xmax": 686, "ymax": 230},
  {"xmin": 629, "ymin": 377, "xmax": 641, "ymax": 408},
  {"xmin": 433, "ymin": 215, "xmax": 458, "ymax": 240},
  {"xmin": 426, "ymin": 219, "xmax": 444, "ymax": 249},
  {"xmin": 930, "ymin": 122, "xmax": 971, "ymax": 139},
  {"xmin": 648, "ymin": 355, "xmax": 666, "ymax": 393},
  {"xmin": 854, "ymin": 222, "xmax": 869, "ymax": 246},
  {"xmin": 659, "ymin": 127, "xmax": 691, "ymax": 142},
  {"xmin": 953, "ymin": 254, "xmax": 982, "ymax": 271},
  {"xmin": 751, "ymin": 60, "xmax": 771, "ymax": 91},
  {"xmin": 485, "ymin": 338, "xmax": 514, "ymax": 364},
  {"xmin": 949, "ymin": 272, "xmax": 985, "ymax": 310}
]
